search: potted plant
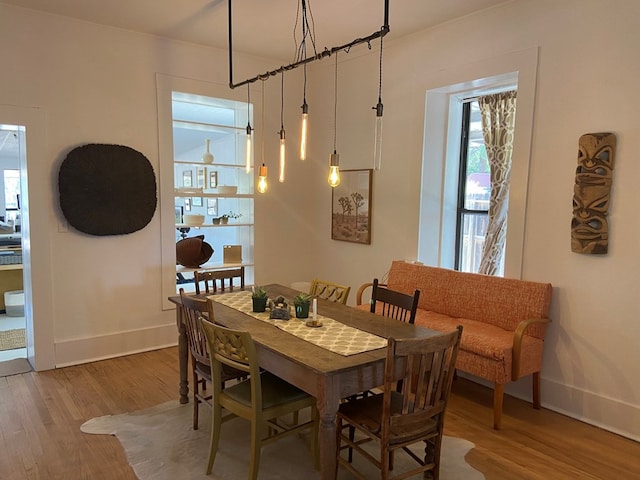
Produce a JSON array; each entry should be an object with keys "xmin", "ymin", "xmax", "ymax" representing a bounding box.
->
[
  {"xmin": 220, "ymin": 211, "xmax": 242, "ymax": 225},
  {"xmin": 251, "ymin": 285, "xmax": 268, "ymax": 312},
  {"xmin": 293, "ymin": 292, "xmax": 312, "ymax": 319}
]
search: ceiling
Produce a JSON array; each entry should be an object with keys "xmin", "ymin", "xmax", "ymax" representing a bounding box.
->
[
  {"xmin": 0, "ymin": 0, "xmax": 507, "ymax": 158},
  {"xmin": 2, "ymin": 0, "xmax": 507, "ymax": 60}
]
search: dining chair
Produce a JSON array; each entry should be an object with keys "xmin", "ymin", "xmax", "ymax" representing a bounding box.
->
[
  {"xmin": 309, "ymin": 278, "xmax": 351, "ymax": 304},
  {"xmin": 201, "ymin": 320, "xmax": 319, "ymax": 479},
  {"xmin": 179, "ymin": 289, "xmax": 246, "ymax": 430},
  {"xmin": 194, "ymin": 266, "xmax": 245, "ymax": 294},
  {"xmin": 370, "ymin": 278, "xmax": 420, "ymax": 324},
  {"xmin": 337, "ymin": 326, "xmax": 463, "ymax": 480}
]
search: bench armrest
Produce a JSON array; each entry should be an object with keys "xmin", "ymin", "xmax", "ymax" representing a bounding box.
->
[
  {"xmin": 356, "ymin": 282, "xmax": 388, "ymax": 305},
  {"xmin": 512, "ymin": 317, "xmax": 551, "ymax": 380}
]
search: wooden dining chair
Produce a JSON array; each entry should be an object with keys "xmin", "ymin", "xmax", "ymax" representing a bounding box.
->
[
  {"xmin": 337, "ymin": 326, "xmax": 463, "ymax": 480},
  {"xmin": 309, "ymin": 279, "xmax": 351, "ymax": 305},
  {"xmin": 179, "ymin": 289, "xmax": 246, "ymax": 430},
  {"xmin": 201, "ymin": 320, "xmax": 319, "ymax": 479},
  {"xmin": 370, "ymin": 278, "xmax": 420, "ymax": 324},
  {"xmin": 193, "ymin": 266, "xmax": 245, "ymax": 294}
]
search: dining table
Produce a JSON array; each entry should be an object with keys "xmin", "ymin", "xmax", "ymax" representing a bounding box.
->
[{"xmin": 169, "ymin": 283, "xmax": 439, "ymax": 480}]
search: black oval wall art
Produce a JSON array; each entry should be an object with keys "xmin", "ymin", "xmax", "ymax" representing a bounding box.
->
[{"xmin": 59, "ymin": 143, "xmax": 157, "ymax": 235}]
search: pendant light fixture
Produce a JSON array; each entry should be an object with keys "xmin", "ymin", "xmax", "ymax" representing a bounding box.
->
[
  {"xmin": 328, "ymin": 53, "xmax": 341, "ymax": 188},
  {"xmin": 257, "ymin": 80, "xmax": 268, "ymax": 193},
  {"xmin": 373, "ymin": 32, "xmax": 384, "ymax": 171},
  {"xmin": 300, "ymin": 66, "xmax": 309, "ymax": 161},
  {"xmin": 297, "ymin": 0, "xmax": 315, "ymax": 161},
  {"xmin": 278, "ymin": 72, "xmax": 286, "ymax": 183},
  {"xmin": 245, "ymin": 84, "xmax": 253, "ymax": 174}
]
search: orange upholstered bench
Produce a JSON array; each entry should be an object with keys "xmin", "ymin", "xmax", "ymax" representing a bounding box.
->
[{"xmin": 357, "ymin": 260, "xmax": 553, "ymax": 429}]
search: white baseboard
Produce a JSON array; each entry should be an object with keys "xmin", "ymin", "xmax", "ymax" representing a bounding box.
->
[
  {"xmin": 458, "ymin": 372, "xmax": 640, "ymax": 442},
  {"xmin": 54, "ymin": 323, "xmax": 178, "ymax": 368}
]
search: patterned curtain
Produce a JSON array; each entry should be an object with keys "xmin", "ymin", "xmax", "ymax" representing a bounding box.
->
[{"xmin": 478, "ymin": 91, "xmax": 517, "ymax": 275}]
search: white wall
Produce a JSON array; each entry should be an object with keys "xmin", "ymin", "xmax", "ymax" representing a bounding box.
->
[
  {"xmin": 1, "ymin": 0, "xmax": 639, "ymax": 439},
  {"xmin": 307, "ymin": 0, "xmax": 640, "ymax": 439}
]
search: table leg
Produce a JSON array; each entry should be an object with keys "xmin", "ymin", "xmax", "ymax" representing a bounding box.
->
[
  {"xmin": 316, "ymin": 395, "xmax": 339, "ymax": 480},
  {"xmin": 176, "ymin": 308, "xmax": 189, "ymax": 404}
]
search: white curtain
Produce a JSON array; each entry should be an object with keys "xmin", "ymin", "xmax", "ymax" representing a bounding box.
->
[{"xmin": 478, "ymin": 91, "xmax": 517, "ymax": 275}]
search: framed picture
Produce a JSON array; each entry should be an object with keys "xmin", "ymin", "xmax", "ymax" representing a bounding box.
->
[
  {"xmin": 192, "ymin": 196, "xmax": 202, "ymax": 207},
  {"xmin": 196, "ymin": 168, "xmax": 205, "ymax": 189},
  {"xmin": 174, "ymin": 206, "xmax": 183, "ymax": 224},
  {"xmin": 331, "ymin": 169, "xmax": 372, "ymax": 244},
  {"xmin": 207, "ymin": 198, "xmax": 218, "ymax": 216},
  {"xmin": 209, "ymin": 170, "xmax": 218, "ymax": 189},
  {"xmin": 182, "ymin": 170, "xmax": 193, "ymax": 187},
  {"xmin": 184, "ymin": 197, "xmax": 191, "ymax": 211}
]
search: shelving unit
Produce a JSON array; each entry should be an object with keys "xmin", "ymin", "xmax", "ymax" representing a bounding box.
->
[{"xmin": 171, "ymin": 93, "xmax": 255, "ymax": 291}]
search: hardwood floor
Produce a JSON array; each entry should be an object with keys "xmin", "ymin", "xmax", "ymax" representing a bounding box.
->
[{"xmin": 0, "ymin": 347, "xmax": 638, "ymax": 479}]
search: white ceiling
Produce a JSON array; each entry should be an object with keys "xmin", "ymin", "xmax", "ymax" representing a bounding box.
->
[
  {"xmin": 1, "ymin": 0, "xmax": 508, "ymax": 60},
  {"xmin": 0, "ymin": 0, "xmax": 508, "ymax": 157}
]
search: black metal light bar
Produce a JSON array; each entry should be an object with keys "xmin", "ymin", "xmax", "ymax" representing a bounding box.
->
[{"xmin": 228, "ymin": 0, "xmax": 390, "ymax": 89}]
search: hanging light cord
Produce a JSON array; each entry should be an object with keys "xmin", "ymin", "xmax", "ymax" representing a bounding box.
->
[
  {"xmin": 333, "ymin": 52, "xmax": 338, "ymax": 152},
  {"xmin": 261, "ymin": 80, "xmax": 265, "ymax": 163},
  {"xmin": 377, "ymin": 34, "xmax": 383, "ymax": 104},
  {"xmin": 280, "ymin": 72, "xmax": 285, "ymax": 129}
]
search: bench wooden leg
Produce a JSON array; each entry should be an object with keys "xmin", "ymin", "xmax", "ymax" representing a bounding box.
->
[
  {"xmin": 493, "ymin": 383, "xmax": 504, "ymax": 430},
  {"xmin": 532, "ymin": 372, "xmax": 541, "ymax": 409}
]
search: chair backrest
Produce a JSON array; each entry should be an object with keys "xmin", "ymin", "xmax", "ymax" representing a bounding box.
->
[
  {"xmin": 200, "ymin": 319, "xmax": 263, "ymax": 407},
  {"xmin": 194, "ymin": 266, "xmax": 245, "ymax": 294},
  {"xmin": 382, "ymin": 326, "xmax": 463, "ymax": 441},
  {"xmin": 370, "ymin": 278, "xmax": 420, "ymax": 324},
  {"xmin": 179, "ymin": 288, "xmax": 214, "ymax": 366},
  {"xmin": 309, "ymin": 279, "xmax": 351, "ymax": 305}
]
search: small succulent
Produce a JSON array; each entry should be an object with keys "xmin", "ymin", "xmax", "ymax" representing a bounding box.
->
[
  {"xmin": 252, "ymin": 285, "xmax": 268, "ymax": 299},
  {"xmin": 294, "ymin": 292, "xmax": 312, "ymax": 306}
]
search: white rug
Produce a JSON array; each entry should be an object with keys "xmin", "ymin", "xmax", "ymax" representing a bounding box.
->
[{"xmin": 81, "ymin": 401, "xmax": 484, "ymax": 480}]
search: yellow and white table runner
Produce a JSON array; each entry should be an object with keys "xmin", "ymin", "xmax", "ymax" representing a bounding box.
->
[{"xmin": 209, "ymin": 291, "xmax": 387, "ymax": 356}]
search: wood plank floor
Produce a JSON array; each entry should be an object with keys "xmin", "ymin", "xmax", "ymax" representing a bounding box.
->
[{"xmin": 0, "ymin": 347, "xmax": 638, "ymax": 479}]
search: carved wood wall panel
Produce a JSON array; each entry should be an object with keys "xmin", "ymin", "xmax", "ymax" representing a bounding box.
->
[{"xmin": 571, "ymin": 132, "xmax": 616, "ymax": 254}]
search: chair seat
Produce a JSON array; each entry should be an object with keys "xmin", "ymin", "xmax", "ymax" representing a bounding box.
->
[
  {"xmin": 339, "ymin": 392, "xmax": 438, "ymax": 445},
  {"xmin": 195, "ymin": 360, "xmax": 246, "ymax": 384},
  {"xmin": 224, "ymin": 371, "xmax": 311, "ymax": 410}
]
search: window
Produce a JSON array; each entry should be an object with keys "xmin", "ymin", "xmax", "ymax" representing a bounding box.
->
[
  {"xmin": 417, "ymin": 47, "xmax": 539, "ymax": 280},
  {"xmin": 4, "ymin": 169, "xmax": 20, "ymax": 223},
  {"xmin": 455, "ymin": 100, "xmax": 491, "ymax": 273}
]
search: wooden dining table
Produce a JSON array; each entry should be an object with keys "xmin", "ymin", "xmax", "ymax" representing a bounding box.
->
[{"xmin": 169, "ymin": 283, "xmax": 438, "ymax": 480}]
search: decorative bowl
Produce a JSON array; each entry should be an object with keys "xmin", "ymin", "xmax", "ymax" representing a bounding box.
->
[{"xmin": 183, "ymin": 214, "xmax": 205, "ymax": 226}]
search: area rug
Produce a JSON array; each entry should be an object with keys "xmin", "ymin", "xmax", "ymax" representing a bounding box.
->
[
  {"xmin": 81, "ymin": 401, "xmax": 484, "ymax": 480},
  {"xmin": 0, "ymin": 358, "xmax": 32, "ymax": 377},
  {"xmin": 0, "ymin": 328, "xmax": 26, "ymax": 351}
]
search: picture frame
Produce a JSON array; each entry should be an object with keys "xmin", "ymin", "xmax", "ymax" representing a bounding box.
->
[
  {"xmin": 174, "ymin": 206, "xmax": 183, "ymax": 224},
  {"xmin": 184, "ymin": 197, "xmax": 191, "ymax": 211},
  {"xmin": 196, "ymin": 167, "xmax": 205, "ymax": 189},
  {"xmin": 182, "ymin": 170, "xmax": 193, "ymax": 187},
  {"xmin": 192, "ymin": 196, "xmax": 202, "ymax": 207},
  {"xmin": 209, "ymin": 170, "xmax": 218, "ymax": 189},
  {"xmin": 207, "ymin": 197, "xmax": 218, "ymax": 216},
  {"xmin": 331, "ymin": 169, "xmax": 372, "ymax": 244}
]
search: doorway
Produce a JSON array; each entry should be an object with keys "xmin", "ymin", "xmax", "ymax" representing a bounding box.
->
[{"xmin": 0, "ymin": 125, "xmax": 26, "ymax": 363}]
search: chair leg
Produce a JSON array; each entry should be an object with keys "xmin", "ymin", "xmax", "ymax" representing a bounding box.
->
[
  {"xmin": 493, "ymin": 383, "xmax": 504, "ymax": 430},
  {"xmin": 206, "ymin": 404, "xmax": 223, "ymax": 474},
  {"xmin": 532, "ymin": 371, "xmax": 541, "ymax": 409},
  {"xmin": 192, "ymin": 372, "xmax": 199, "ymax": 430},
  {"xmin": 348, "ymin": 425, "xmax": 355, "ymax": 463},
  {"xmin": 248, "ymin": 421, "xmax": 264, "ymax": 480}
]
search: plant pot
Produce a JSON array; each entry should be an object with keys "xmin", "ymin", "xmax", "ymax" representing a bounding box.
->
[
  {"xmin": 295, "ymin": 302, "xmax": 310, "ymax": 319},
  {"xmin": 212, "ymin": 217, "xmax": 221, "ymax": 225},
  {"xmin": 221, "ymin": 217, "xmax": 229, "ymax": 225},
  {"xmin": 252, "ymin": 297, "xmax": 267, "ymax": 313}
]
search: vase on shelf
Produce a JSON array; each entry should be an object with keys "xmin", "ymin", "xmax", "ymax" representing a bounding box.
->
[{"xmin": 202, "ymin": 139, "xmax": 214, "ymax": 164}]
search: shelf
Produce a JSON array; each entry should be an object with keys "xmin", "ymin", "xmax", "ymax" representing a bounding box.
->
[
  {"xmin": 176, "ymin": 223, "xmax": 252, "ymax": 228},
  {"xmin": 0, "ymin": 264, "xmax": 22, "ymax": 271},
  {"xmin": 174, "ymin": 193, "xmax": 253, "ymax": 198},
  {"xmin": 176, "ymin": 262, "xmax": 253, "ymax": 274},
  {"xmin": 175, "ymin": 160, "xmax": 250, "ymax": 168}
]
